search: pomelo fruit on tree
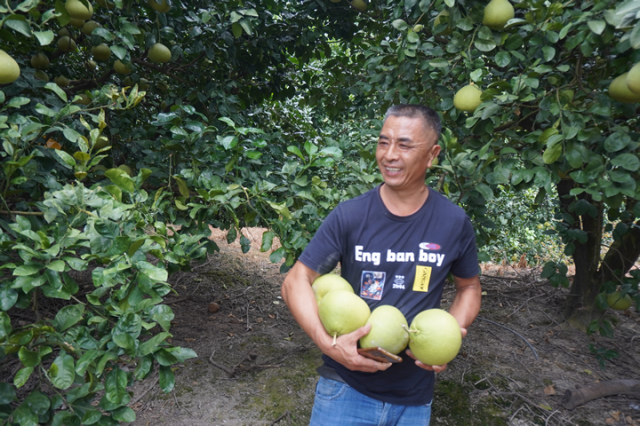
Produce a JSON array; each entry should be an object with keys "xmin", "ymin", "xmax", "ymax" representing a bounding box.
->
[
  {"xmin": 86, "ymin": 60, "xmax": 97, "ymax": 71},
  {"xmin": 74, "ymin": 94, "xmax": 91, "ymax": 105},
  {"xmin": 114, "ymin": 60, "xmax": 132, "ymax": 75},
  {"xmin": 82, "ymin": 20, "xmax": 101, "ymax": 36},
  {"xmin": 148, "ymin": 0, "xmax": 171, "ymax": 13},
  {"xmin": 54, "ymin": 75, "xmax": 70, "ymax": 87},
  {"xmin": 58, "ymin": 28, "xmax": 70, "ymax": 37},
  {"xmin": 352, "ymin": 0, "xmax": 367, "ymax": 11},
  {"xmin": 318, "ymin": 290, "xmax": 370, "ymax": 345},
  {"xmin": 31, "ymin": 53, "xmax": 50, "ymax": 69},
  {"xmin": 408, "ymin": 309, "xmax": 461, "ymax": 366},
  {"xmin": 139, "ymin": 78, "xmax": 150, "ymax": 91},
  {"xmin": 482, "ymin": 0, "xmax": 514, "ymax": 30},
  {"xmin": 609, "ymin": 73, "xmax": 640, "ymax": 103},
  {"xmin": 118, "ymin": 164, "xmax": 133, "ymax": 176},
  {"xmin": 453, "ymin": 84, "xmax": 482, "ymax": 112},
  {"xmin": 607, "ymin": 291, "xmax": 633, "ymax": 311},
  {"xmin": 57, "ymin": 36, "xmax": 77, "ymax": 52},
  {"xmin": 312, "ymin": 273, "xmax": 354, "ymax": 304},
  {"xmin": 0, "ymin": 50, "xmax": 20, "ymax": 84},
  {"xmin": 626, "ymin": 63, "xmax": 640, "ymax": 95},
  {"xmin": 93, "ymin": 135, "xmax": 110, "ymax": 151},
  {"xmin": 65, "ymin": 0, "xmax": 93, "ymax": 20},
  {"xmin": 91, "ymin": 44, "xmax": 111, "ymax": 61},
  {"xmin": 359, "ymin": 305, "xmax": 409, "ymax": 355},
  {"xmin": 34, "ymin": 70, "xmax": 49, "ymax": 82},
  {"xmin": 148, "ymin": 43, "xmax": 171, "ymax": 63},
  {"xmin": 434, "ymin": 11, "xmax": 452, "ymax": 35},
  {"xmin": 69, "ymin": 18, "xmax": 85, "ymax": 28}
]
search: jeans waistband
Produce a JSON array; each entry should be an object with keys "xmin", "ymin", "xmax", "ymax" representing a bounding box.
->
[{"xmin": 316, "ymin": 365, "xmax": 346, "ymax": 383}]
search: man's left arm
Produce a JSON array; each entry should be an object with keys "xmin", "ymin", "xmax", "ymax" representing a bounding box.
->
[{"xmin": 448, "ymin": 274, "xmax": 482, "ymax": 331}]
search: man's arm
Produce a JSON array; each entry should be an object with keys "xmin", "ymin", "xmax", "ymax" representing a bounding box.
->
[
  {"xmin": 281, "ymin": 261, "xmax": 391, "ymax": 372},
  {"xmin": 408, "ymin": 274, "xmax": 482, "ymax": 372}
]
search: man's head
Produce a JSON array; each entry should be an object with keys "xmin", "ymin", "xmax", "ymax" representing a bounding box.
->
[
  {"xmin": 377, "ymin": 104, "xmax": 442, "ymax": 193},
  {"xmin": 384, "ymin": 104, "xmax": 442, "ymax": 145}
]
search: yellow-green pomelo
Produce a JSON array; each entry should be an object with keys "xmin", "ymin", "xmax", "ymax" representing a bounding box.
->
[
  {"xmin": 74, "ymin": 94, "xmax": 91, "ymax": 105},
  {"xmin": 359, "ymin": 305, "xmax": 409, "ymax": 355},
  {"xmin": 148, "ymin": 0, "xmax": 171, "ymax": 13},
  {"xmin": 91, "ymin": 44, "xmax": 111, "ymax": 61},
  {"xmin": 58, "ymin": 28, "xmax": 70, "ymax": 37},
  {"xmin": 86, "ymin": 60, "xmax": 97, "ymax": 71},
  {"xmin": 352, "ymin": 0, "xmax": 367, "ymax": 11},
  {"xmin": 453, "ymin": 84, "xmax": 482, "ymax": 112},
  {"xmin": 626, "ymin": 63, "xmax": 640, "ymax": 95},
  {"xmin": 318, "ymin": 290, "xmax": 370, "ymax": 341},
  {"xmin": 34, "ymin": 70, "xmax": 49, "ymax": 82},
  {"xmin": 148, "ymin": 43, "xmax": 171, "ymax": 63},
  {"xmin": 607, "ymin": 292, "xmax": 633, "ymax": 311},
  {"xmin": 482, "ymin": 0, "xmax": 514, "ymax": 30},
  {"xmin": 82, "ymin": 20, "xmax": 101, "ymax": 36},
  {"xmin": 66, "ymin": 0, "xmax": 93, "ymax": 20},
  {"xmin": 408, "ymin": 309, "xmax": 461, "ymax": 366},
  {"xmin": 139, "ymin": 78, "xmax": 150, "ymax": 91},
  {"xmin": 312, "ymin": 273, "xmax": 354, "ymax": 304},
  {"xmin": 57, "ymin": 36, "xmax": 77, "ymax": 52},
  {"xmin": 0, "ymin": 50, "xmax": 20, "ymax": 84},
  {"xmin": 94, "ymin": 135, "xmax": 110, "ymax": 150},
  {"xmin": 123, "ymin": 76, "xmax": 134, "ymax": 86},
  {"xmin": 609, "ymin": 73, "xmax": 640, "ymax": 103},
  {"xmin": 91, "ymin": 164, "xmax": 108, "ymax": 172},
  {"xmin": 114, "ymin": 60, "xmax": 132, "ymax": 75},
  {"xmin": 434, "ymin": 11, "xmax": 452, "ymax": 35},
  {"xmin": 118, "ymin": 164, "xmax": 133, "ymax": 176},
  {"xmin": 69, "ymin": 18, "xmax": 85, "ymax": 28},
  {"xmin": 54, "ymin": 75, "xmax": 70, "ymax": 87},
  {"xmin": 31, "ymin": 53, "xmax": 50, "ymax": 69}
]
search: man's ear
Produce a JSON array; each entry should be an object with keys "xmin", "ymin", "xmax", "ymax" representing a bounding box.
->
[{"xmin": 427, "ymin": 144, "xmax": 441, "ymax": 167}]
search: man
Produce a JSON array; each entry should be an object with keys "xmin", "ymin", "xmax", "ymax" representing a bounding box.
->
[{"xmin": 281, "ymin": 104, "xmax": 482, "ymax": 425}]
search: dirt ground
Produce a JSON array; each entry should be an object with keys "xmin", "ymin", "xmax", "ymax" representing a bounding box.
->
[{"xmin": 125, "ymin": 228, "xmax": 640, "ymax": 426}]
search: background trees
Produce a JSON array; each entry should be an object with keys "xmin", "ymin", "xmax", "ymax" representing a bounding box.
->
[{"xmin": 0, "ymin": 0, "xmax": 639, "ymax": 422}]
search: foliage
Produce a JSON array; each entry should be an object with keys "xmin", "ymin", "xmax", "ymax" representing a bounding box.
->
[{"xmin": 2, "ymin": 0, "xmax": 640, "ymax": 422}]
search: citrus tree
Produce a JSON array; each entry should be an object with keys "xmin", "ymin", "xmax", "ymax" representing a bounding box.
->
[{"xmin": 309, "ymin": 0, "xmax": 640, "ymax": 329}]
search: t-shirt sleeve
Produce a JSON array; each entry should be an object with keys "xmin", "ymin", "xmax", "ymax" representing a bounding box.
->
[
  {"xmin": 449, "ymin": 216, "xmax": 479, "ymax": 279},
  {"xmin": 298, "ymin": 206, "xmax": 344, "ymax": 274}
]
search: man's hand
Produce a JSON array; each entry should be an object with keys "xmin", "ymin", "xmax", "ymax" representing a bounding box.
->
[
  {"xmin": 320, "ymin": 324, "xmax": 392, "ymax": 373},
  {"xmin": 406, "ymin": 327, "xmax": 468, "ymax": 373}
]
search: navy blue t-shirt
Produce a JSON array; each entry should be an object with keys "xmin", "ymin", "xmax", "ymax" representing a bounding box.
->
[{"xmin": 299, "ymin": 184, "xmax": 478, "ymax": 405}]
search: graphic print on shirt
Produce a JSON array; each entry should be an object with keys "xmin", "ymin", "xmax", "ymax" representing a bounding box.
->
[
  {"xmin": 413, "ymin": 265, "xmax": 432, "ymax": 292},
  {"xmin": 392, "ymin": 275, "xmax": 405, "ymax": 290},
  {"xmin": 360, "ymin": 271, "xmax": 386, "ymax": 300}
]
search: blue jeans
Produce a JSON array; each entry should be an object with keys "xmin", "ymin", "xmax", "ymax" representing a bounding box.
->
[{"xmin": 309, "ymin": 377, "xmax": 432, "ymax": 426}]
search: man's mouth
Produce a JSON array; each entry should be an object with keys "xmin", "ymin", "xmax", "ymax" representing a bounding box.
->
[{"xmin": 385, "ymin": 167, "xmax": 401, "ymax": 173}]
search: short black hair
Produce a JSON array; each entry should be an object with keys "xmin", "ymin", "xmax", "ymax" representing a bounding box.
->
[{"xmin": 384, "ymin": 104, "xmax": 442, "ymax": 141}]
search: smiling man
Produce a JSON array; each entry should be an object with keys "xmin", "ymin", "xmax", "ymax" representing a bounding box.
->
[{"xmin": 281, "ymin": 104, "xmax": 482, "ymax": 425}]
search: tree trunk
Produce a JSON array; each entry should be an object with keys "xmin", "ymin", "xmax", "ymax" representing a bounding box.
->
[{"xmin": 557, "ymin": 180, "xmax": 640, "ymax": 330}]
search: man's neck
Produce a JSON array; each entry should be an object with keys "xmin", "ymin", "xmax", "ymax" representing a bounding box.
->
[{"xmin": 379, "ymin": 183, "xmax": 430, "ymax": 217}]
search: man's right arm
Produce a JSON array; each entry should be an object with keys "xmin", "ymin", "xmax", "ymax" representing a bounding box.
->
[{"xmin": 281, "ymin": 261, "xmax": 391, "ymax": 373}]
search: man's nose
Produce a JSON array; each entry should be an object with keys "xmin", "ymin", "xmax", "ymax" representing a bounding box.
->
[{"xmin": 383, "ymin": 142, "xmax": 400, "ymax": 160}]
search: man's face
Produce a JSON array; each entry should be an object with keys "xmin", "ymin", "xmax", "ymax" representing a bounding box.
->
[{"xmin": 376, "ymin": 115, "xmax": 441, "ymax": 191}]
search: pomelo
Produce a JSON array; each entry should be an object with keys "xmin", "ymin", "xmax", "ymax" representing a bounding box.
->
[
  {"xmin": 57, "ymin": 36, "xmax": 77, "ymax": 52},
  {"xmin": 82, "ymin": 20, "xmax": 101, "ymax": 36},
  {"xmin": 312, "ymin": 273, "xmax": 353, "ymax": 304},
  {"xmin": 148, "ymin": 43, "xmax": 171, "ymax": 63},
  {"xmin": 74, "ymin": 94, "xmax": 91, "ymax": 105},
  {"xmin": 93, "ymin": 135, "xmax": 110, "ymax": 151},
  {"xmin": 114, "ymin": 60, "xmax": 132, "ymax": 75},
  {"xmin": 34, "ymin": 70, "xmax": 49, "ymax": 82},
  {"xmin": 625, "ymin": 63, "xmax": 640, "ymax": 95},
  {"xmin": 352, "ymin": 0, "xmax": 367, "ymax": 11},
  {"xmin": 91, "ymin": 44, "xmax": 111, "ymax": 61},
  {"xmin": 318, "ymin": 290, "xmax": 370, "ymax": 345},
  {"xmin": 434, "ymin": 11, "xmax": 453, "ymax": 35},
  {"xmin": 0, "ymin": 50, "xmax": 20, "ymax": 84},
  {"xmin": 408, "ymin": 309, "xmax": 461, "ymax": 366},
  {"xmin": 609, "ymin": 73, "xmax": 640, "ymax": 103},
  {"xmin": 31, "ymin": 53, "xmax": 50, "ymax": 70},
  {"xmin": 453, "ymin": 84, "xmax": 482, "ymax": 112},
  {"xmin": 118, "ymin": 164, "xmax": 133, "ymax": 176},
  {"xmin": 54, "ymin": 75, "xmax": 70, "ymax": 87},
  {"xmin": 69, "ymin": 18, "xmax": 85, "ymax": 28},
  {"xmin": 65, "ymin": 0, "xmax": 93, "ymax": 20},
  {"xmin": 359, "ymin": 305, "xmax": 409, "ymax": 355},
  {"xmin": 607, "ymin": 291, "xmax": 633, "ymax": 311},
  {"xmin": 148, "ymin": 0, "xmax": 171, "ymax": 13},
  {"xmin": 482, "ymin": 0, "xmax": 514, "ymax": 30}
]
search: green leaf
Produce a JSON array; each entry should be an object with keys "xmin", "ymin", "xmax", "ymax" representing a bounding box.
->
[
  {"xmin": 14, "ymin": 367, "xmax": 33, "ymax": 388},
  {"xmin": 13, "ymin": 263, "xmax": 43, "ymax": 276},
  {"xmin": 136, "ymin": 260, "xmax": 168, "ymax": 282},
  {"xmin": 541, "ymin": 46, "xmax": 556, "ymax": 62},
  {"xmin": 174, "ymin": 176, "xmax": 190, "ymax": 198},
  {"xmin": 287, "ymin": 145, "xmax": 304, "ymax": 160},
  {"xmin": 112, "ymin": 331, "xmax": 136, "ymax": 351},
  {"xmin": 45, "ymin": 82, "xmax": 67, "ymax": 101},
  {"xmin": 392, "ymin": 19, "xmax": 408, "ymax": 31},
  {"xmin": 34, "ymin": 30, "xmax": 55, "ymax": 45},
  {"xmin": 0, "ymin": 313, "xmax": 11, "ymax": 341},
  {"xmin": 75, "ymin": 349, "xmax": 103, "ymax": 376},
  {"xmin": 46, "ymin": 260, "xmax": 66, "ymax": 272},
  {"xmin": 138, "ymin": 331, "xmax": 172, "ymax": 356},
  {"xmin": 0, "ymin": 285, "xmax": 17, "ymax": 311},
  {"xmin": 105, "ymin": 367, "xmax": 128, "ymax": 404},
  {"xmin": 149, "ymin": 305, "xmax": 174, "ymax": 332},
  {"xmin": 105, "ymin": 168, "xmax": 135, "ymax": 193},
  {"xmin": 112, "ymin": 406, "xmax": 136, "ymax": 422},
  {"xmin": 159, "ymin": 365, "xmax": 175, "ymax": 393},
  {"xmin": 543, "ymin": 143, "xmax": 563, "ymax": 164},
  {"xmin": 587, "ymin": 20, "xmax": 606, "ymax": 35},
  {"xmin": 611, "ymin": 153, "xmax": 640, "ymax": 171},
  {"xmin": 54, "ymin": 150, "xmax": 76, "ymax": 169},
  {"xmin": 494, "ymin": 51, "xmax": 511, "ymax": 67},
  {"xmin": 49, "ymin": 353, "xmax": 75, "ymax": 389},
  {"xmin": 270, "ymin": 247, "xmax": 285, "ymax": 263},
  {"xmin": 261, "ymin": 231, "xmax": 275, "ymax": 252},
  {"xmin": 7, "ymin": 97, "xmax": 30, "ymax": 108},
  {"xmin": 5, "ymin": 17, "xmax": 32, "ymax": 37},
  {"xmin": 0, "ymin": 382, "xmax": 17, "ymax": 404},
  {"xmin": 19, "ymin": 347, "xmax": 41, "ymax": 368},
  {"xmin": 54, "ymin": 304, "xmax": 84, "ymax": 331}
]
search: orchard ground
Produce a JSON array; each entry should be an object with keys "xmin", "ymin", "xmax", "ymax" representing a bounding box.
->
[{"xmin": 124, "ymin": 228, "xmax": 640, "ymax": 426}]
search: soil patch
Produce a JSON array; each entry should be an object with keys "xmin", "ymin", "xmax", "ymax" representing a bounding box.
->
[{"xmin": 127, "ymin": 229, "xmax": 640, "ymax": 426}]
